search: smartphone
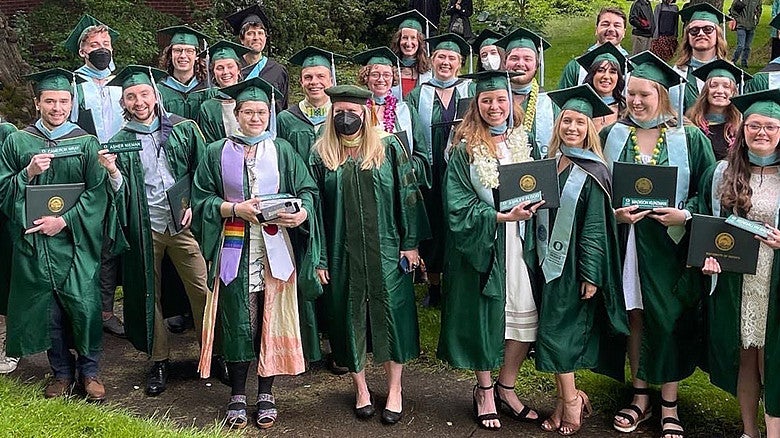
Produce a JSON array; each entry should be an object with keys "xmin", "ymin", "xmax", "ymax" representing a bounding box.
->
[{"xmin": 398, "ymin": 256, "xmax": 413, "ymax": 274}]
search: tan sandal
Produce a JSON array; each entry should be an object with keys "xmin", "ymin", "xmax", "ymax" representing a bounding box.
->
[{"xmin": 558, "ymin": 391, "xmax": 592, "ymax": 436}]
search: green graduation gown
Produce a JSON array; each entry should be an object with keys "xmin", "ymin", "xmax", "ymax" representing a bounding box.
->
[
  {"xmin": 670, "ymin": 63, "xmax": 705, "ymax": 114},
  {"xmin": 196, "ymin": 94, "xmax": 236, "ymax": 145},
  {"xmin": 534, "ymin": 157, "xmax": 629, "ymax": 380},
  {"xmin": 157, "ymin": 79, "xmax": 216, "ymax": 120},
  {"xmin": 109, "ymin": 115, "xmax": 206, "ymax": 354},
  {"xmin": 0, "ymin": 122, "xmax": 18, "ymax": 316},
  {"xmin": 0, "ymin": 125, "xmax": 107, "ymax": 357},
  {"xmin": 743, "ymin": 65, "xmax": 780, "ymax": 92},
  {"xmin": 406, "ymin": 80, "xmax": 475, "ymax": 272},
  {"xmin": 599, "ymin": 121, "xmax": 715, "ymax": 384},
  {"xmin": 191, "ymin": 137, "xmax": 322, "ymax": 362},
  {"xmin": 276, "ymin": 105, "xmax": 321, "ymax": 162},
  {"xmin": 698, "ymin": 162, "xmax": 780, "ymax": 416},
  {"xmin": 310, "ymin": 134, "xmax": 430, "ymax": 372},
  {"xmin": 387, "ymin": 101, "xmax": 432, "ymax": 189}
]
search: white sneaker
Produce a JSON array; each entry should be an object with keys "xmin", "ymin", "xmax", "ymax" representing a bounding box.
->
[{"xmin": 0, "ymin": 356, "xmax": 18, "ymax": 374}]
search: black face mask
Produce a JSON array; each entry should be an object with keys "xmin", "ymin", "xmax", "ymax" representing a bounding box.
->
[
  {"xmin": 88, "ymin": 48, "xmax": 112, "ymax": 71},
  {"xmin": 334, "ymin": 111, "xmax": 363, "ymax": 136}
]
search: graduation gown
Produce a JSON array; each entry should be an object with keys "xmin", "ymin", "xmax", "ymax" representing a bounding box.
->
[
  {"xmin": 310, "ymin": 134, "xmax": 430, "ymax": 372},
  {"xmin": 109, "ymin": 115, "xmax": 206, "ymax": 354},
  {"xmin": 599, "ymin": 121, "xmax": 715, "ymax": 383},
  {"xmin": 743, "ymin": 63, "xmax": 780, "ymax": 92},
  {"xmin": 241, "ymin": 58, "xmax": 289, "ymax": 113},
  {"xmin": 698, "ymin": 162, "xmax": 780, "ymax": 416},
  {"xmin": 670, "ymin": 63, "xmax": 705, "ymax": 114},
  {"xmin": 157, "ymin": 79, "xmax": 216, "ymax": 120},
  {"xmin": 191, "ymin": 138, "xmax": 322, "ymax": 362},
  {"xmin": 406, "ymin": 79, "xmax": 475, "ymax": 272},
  {"xmin": 0, "ymin": 125, "xmax": 107, "ymax": 358},
  {"xmin": 276, "ymin": 105, "xmax": 320, "ymax": 161},
  {"xmin": 388, "ymin": 101, "xmax": 432, "ymax": 189},
  {"xmin": 534, "ymin": 157, "xmax": 629, "ymax": 380},
  {"xmin": 0, "ymin": 122, "xmax": 18, "ymax": 316},
  {"xmin": 196, "ymin": 95, "xmax": 236, "ymax": 145}
]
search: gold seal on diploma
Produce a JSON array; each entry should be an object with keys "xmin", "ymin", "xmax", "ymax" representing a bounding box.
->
[
  {"xmin": 635, "ymin": 177, "xmax": 653, "ymax": 195},
  {"xmin": 519, "ymin": 175, "xmax": 537, "ymax": 192},
  {"xmin": 180, "ymin": 197, "xmax": 190, "ymax": 210},
  {"xmin": 715, "ymin": 232, "xmax": 735, "ymax": 251},
  {"xmin": 48, "ymin": 196, "xmax": 64, "ymax": 213}
]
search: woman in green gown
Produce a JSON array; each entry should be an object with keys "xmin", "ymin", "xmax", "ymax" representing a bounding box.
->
[
  {"xmin": 438, "ymin": 70, "xmax": 542, "ymax": 431},
  {"xmin": 536, "ymin": 84, "xmax": 629, "ymax": 435},
  {"xmin": 601, "ymin": 52, "xmax": 715, "ymax": 438},
  {"xmin": 310, "ymin": 85, "xmax": 429, "ymax": 425},
  {"xmin": 698, "ymin": 89, "xmax": 780, "ymax": 438},
  {"xmin": 192, "ymin": 77, "xmax": 320, "ymax": 430}
]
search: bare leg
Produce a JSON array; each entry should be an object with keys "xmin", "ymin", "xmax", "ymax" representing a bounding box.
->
[
  {"xmin": 542, "ymin": 375, "xmax": 564, "ymax": 432},
  {"xmin": 383, "ymin": 361, "xmax": 403, "ymax": 413},
  {"xmin": 559, "ymin": 373, "xmax": 590, "ymax": 435},
  {"xmin": 475, "ymin": 370, "xmax": 500, "ymax": 429},
  {"xmin": 660, "ymin": 381, "xmax": 683, "ymax": 438},
  {"xmin": 738, "ymin": 347, "xmax": 761, "ymax": 438},
  {"xmin": 351, "ymin": 369, "xmax": 371, "ymax": 409},
  {"xmin": 495, "ymin": 340, "xmax": 538, "ymax": 419},
  {"xmin": 614, "ymin": 310, "xmax": 651, "ymax": 429}
]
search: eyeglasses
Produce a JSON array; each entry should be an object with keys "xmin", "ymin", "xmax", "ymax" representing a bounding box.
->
[
  {"xmin": 369, "ymin": 72, "xmax": 394, "ymax": 81},
  {"xmin": 238, "ymin": 110, "xmax": 267, "ymax": 118},
  {"xmin": 745, "ymin": 123, "xmax": 780, "ymax": 135},
  {"xmin": 172, "ymin": 47, "xmax": 197, "ymax": 56},
  {"xmin": 688, "ymin": 25, "xmax": 715, "ymax": 36}
]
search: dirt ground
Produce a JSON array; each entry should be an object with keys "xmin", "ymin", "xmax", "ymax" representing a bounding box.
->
[{"xmin": 11, "ymin": 322, "xmax": 744, "ymax": 438}]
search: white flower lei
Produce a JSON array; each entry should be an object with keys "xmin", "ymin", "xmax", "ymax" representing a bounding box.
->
[{"xmin": 472, "ymin": 126, "xmax": 533, "ymax": 189}]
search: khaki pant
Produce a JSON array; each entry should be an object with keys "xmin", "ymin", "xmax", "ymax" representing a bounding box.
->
[
  {"xmin": 0, "ymin": 315, "xmax": 7, "ymax": 359},
  {"xmin": 632, "ymin": 35, "xmax": 652, "ymax": 55},
  {"xmin": 151, "ymin": 229, "xmax": 209, "ymax": 361}
]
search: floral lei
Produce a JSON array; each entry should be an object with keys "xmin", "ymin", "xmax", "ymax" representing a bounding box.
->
[
  {"xmin": 367, "ymin": 93, "xmax": 398, "ymax": 133},
  {"xmin": 472, "ymin": 127, "xmax": 533, "ymax": 189},
  {"xmin": 521, "ymin": 79, "xmax": 540, "ymax": 134}
]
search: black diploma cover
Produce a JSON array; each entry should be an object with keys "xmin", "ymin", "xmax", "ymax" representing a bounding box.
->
[
  {"xmin": 493, "ymin": 158, "xmax": 560, "ymax": 212},
  {"xmin": 687, "ymin": 214, "xmax": 760, "ymax": 274},
  {"xmin": 166, "ymin": 175, "xmax": 191, "ymax": 233},
  {"xmin": 25, "ymin": 183, "xmax": 85, "ymax": 228},
  {"xmin": 612, "ymin": 162, "xmax": 678, "ymax": 210}
]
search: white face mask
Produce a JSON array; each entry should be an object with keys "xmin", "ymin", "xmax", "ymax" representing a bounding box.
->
[{"xmin": 482, "ymin": 54, "xmax": 501, "ymax": 71}]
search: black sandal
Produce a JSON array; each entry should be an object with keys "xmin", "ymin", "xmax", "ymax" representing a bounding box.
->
[
  {"xmin": 472, "ymin": 384, "xmax": 501, "ymax": 431},
  {"xmin": 613, "ymin": 387, "xmax": 652, "ymax": 433},
  {"xmin": 660, "ymin": 398, "xmax": 685, "ymax": 438},
  {"xmin": 493, "ymin": 380, "xmax": 538, "ymax": 423}
]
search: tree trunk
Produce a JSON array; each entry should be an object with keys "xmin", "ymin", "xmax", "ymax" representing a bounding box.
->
[{"xmin": 0, "ymin": 11, "xmax": 33, "ymax": 125}]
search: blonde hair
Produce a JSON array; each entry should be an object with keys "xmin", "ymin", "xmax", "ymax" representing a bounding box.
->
[
  {"xmin": 453, "ymin": 95, "xmax": 522, "ymax": 160},
  {"xmin": 314, "ymin": 105, "xmax": 385, "ymax": 171},
  {"xmin": 674, "ymin": 24, "xmax": 729, "ymax": 68},
  {"xmin": 547, "ymin": 110, "xmax": 605, "ymax": 159},
  {"xmin": 79, "ymin": 25, "xmax": 111, "ymax": 52},
  {"xmin": 624, "ymin": 79, "xmax": 678, "ymax": 122}
]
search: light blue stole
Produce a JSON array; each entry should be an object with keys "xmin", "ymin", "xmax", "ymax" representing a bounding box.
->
[
  {"xmin": 417, "ymin": 80, "xmax": 472, "ymax": 153},
  {"xmin": 534, "ymin": 93, "xmax": 555, "ymax": 157},
  {"xmin": 244, "ymin": 56, "xmax": 269, "ymax": 80},
  {"xmin": 395, "ymin": 101, "xmax": 414, "ymax": 155}
]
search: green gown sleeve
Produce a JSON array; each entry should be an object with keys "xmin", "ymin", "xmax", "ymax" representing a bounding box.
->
[
  {"xmin": 408, "ymin": 104, "xmax": 432, "ymax": 189},
  {"xmin": 684, "ymin": 126, "xmax": 717, "ymax": 214},
  {"xmin": 557, "ymin": 59, "xmax": 581, "ymax": 90},
  {"xmin": 308, "ymin": 152, "xmax": 329, "ymax": 270},
  {"xmin": 196, "ymin": 101, "xmax": 226, "ymax": 145},
  {"xmin": 0, "ymin": 134, "xmax": 30, "ymax": 226},
  {"xmin": 744, "ymin": 73, "xmax": 768, "ymax": 93},
  {"xmin": 191, "ymin": 140, "xmax": 226, "ymax": 283},
  {"xmin": 444, "ymin": 143, "xmax": 498, "ymax": 273},
  {"xmin": 387, "ymin": 135, "xmax": 430, "ymax": 250}
]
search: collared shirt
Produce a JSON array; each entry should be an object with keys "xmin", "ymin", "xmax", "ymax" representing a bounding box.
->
[{"xmin": 137, "ymin": 130, "xmax": 177, "ymax": 234}]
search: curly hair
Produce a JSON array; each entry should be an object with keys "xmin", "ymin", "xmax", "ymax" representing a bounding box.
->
[
  {"xmin": 390, "ymin": 29, "xmax": 431, "ymax": 75},
  {"xmin": 583, "ymin": 59, "xmax": 626, "ymax": 111},
  {"xmin": 356, "ymin": 64, "xmax": 399, "ymax": 87},
  {"xmin": 158, "ymin": 45, "xmax": 207, "ymax": 84},
  {"xmin": 674, "ymin": 24, "xmax": 729, "ymax": 68}
]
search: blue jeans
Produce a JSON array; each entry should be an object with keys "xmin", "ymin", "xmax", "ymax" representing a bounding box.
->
[
  {"xmin": 733, "ymin": 28, "xmax": 755, "ymax": 64},
  {"xmin": 46, "ymin": 296, "xmax": 100, "ymax": 379}
]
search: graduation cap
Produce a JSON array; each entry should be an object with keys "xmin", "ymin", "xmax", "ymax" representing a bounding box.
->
[
  {"xmin": 472, "ymin": 29, "xmax": 504, "ymax": 53},
  {"xmin": 63, "ymin": 14, "xmax": 119, "ymax": 55},
  {"xmin": 222, "ymin": 77, "xmax": 283, "ymax": 138},
  {"xmin": 352, "ymin": 47, "xmax": 399, "ymax": 67},
  {"xmin": 225, "ymin": 4, "xmax": 270, "ymax": 36},
  {"xmin": 324, "ymin": 85, "xmax": 372, "ymax": 105},
  {"xmin": 547, "ymin": 84, "xmax": 614, "ymax": 119},
  {"xmin": 495, "ymin": 27, "xmax": 551, "ymax": 87},
  {"xmin": 462, "ymin": 70, "xmax": 522, "ymax": 128},
  {"xmin": 576, "ymin": 42, "xmax": 631, "ymax": 75},
  {"xmin": 386, "ymin": 9, "xmax": 437, "ymax": 38},
  {"xmin": 730, "ymin": 89, "xmax": 780, "ymax": 119},
  {"xmin": 770, "ymin": 13, "xmax": 780, "ymax": 31},
  {"xmin": 428, "ymin": 33, "xmax": 473, "ymax": 73},
  {"xmin": 106, "ymin": 65, "xmax": 168, "ymax": 90},
  {"xmin": 629, "ymin": 50, "xmax": 687, "ymax": 127},
  {"xmin": 678, "ymin": 2, "xmax": 728, "ymax": 24},
  {"xmin": 199, "ymin": 40, "xmax": 251, "ymax": 63},
  {"xmin": 27, "ymin": 68, "xmax": 87, "ymax": 122},
  {"xmin": 290, "ymin": 46, "xmax": 346, "ymax": 85},
  {"xmin": 157, "ymin": 25, "xmax": 209, "ymax": 48},
  {"xmin": 691, "ymin": 59, "xmax": 752, "ymax": 93}
]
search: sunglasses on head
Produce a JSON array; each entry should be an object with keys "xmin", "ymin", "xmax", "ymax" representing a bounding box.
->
[{"xmin": 688, "ymin": 25, "xmax": 716, "ymax": 36}]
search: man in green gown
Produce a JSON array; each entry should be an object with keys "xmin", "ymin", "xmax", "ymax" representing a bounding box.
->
[
  {"xmin": 156, "ymin": 26, "xmax": 215, "ymax": 120},
  {"xmin": 744, "ymin": 14, "xmax": 780, "ymax": 92},
  {"xmin": 102, "ymin": 65, "xmax": 210, "ymax": 396},
  {"xmin": 0, "ymin": 69, "xmax": 108, "ymax": 401},
  {"xmin": 0, "ymin": 117, "xmax": 17, "ymax": 375}
]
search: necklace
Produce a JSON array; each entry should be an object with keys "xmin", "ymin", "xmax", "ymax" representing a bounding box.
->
[
  {"xmin": 629, "ymin": 126, "xmax": 666, "ymax": 165},
  {"xmin": 521, "ymin": 79, "xmax": 539, "ymax": 135},
  {"xmin": 341, "ymin": 135, "xmax": 363, "ymax": 148},
  {"xmin": 368, "ymin": 93, "xmax": 398, "ymax": 133},
  {"xmin": 473, "ymin": 128, "xmax": 533, "ymax": 189}
]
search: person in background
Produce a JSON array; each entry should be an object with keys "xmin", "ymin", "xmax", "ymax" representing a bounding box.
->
[
  {"xmin": 409, "ymin": 0, "xmax": 442, "ymax": 30},
  {"xmin": 0, "ymin": 118, "xmax": 17, "ymax": 375},
  {"xmin": 156, "ymin": 26, "xmax": 214, "ymax": 121},
  {"xmin": 744, "ymin": 14, "xmax": 780, "ymax": 92},
  {"xmin": 773, "ymin": 3, "xmax": 780, "ymax": 59},
  {"xmin": 729, "ymin": 0, "xmax": 762, "ymax": 68},
  {"xmin": 387, "ymin": 10, "xmax": 435, "ymax": 98},
  {"xmin": 446, "ymin": 0, "xmax": 473, "ymax": 41},
  {"xmin": 473, "ymin": 29, "xmax": 505, "ymax": 72},
  {"xmin": 651, "ymin": 0, "xmax": 680, "ymax": 61},
  {"xmin": 629, "ymin": 0, "xmax": 655, "ymax": 55},
  {"xmin": 576, "ymin": 42, "xmax": 629, "ymax": 132}
]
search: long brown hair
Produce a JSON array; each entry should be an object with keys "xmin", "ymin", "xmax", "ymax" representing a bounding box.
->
[
  {"xmin": 159, "ymin": 45, "xmax": 207, "ymax": 83},
  {"xmin": 390, "ymin": 29, "xmax": 431, "ymax": 75},
  {"xmin": 453, "ymin": 94, "xmax": 523, "ymax": 160},
  {"xmin": 685, "ymin": 77, "xmax": 741, "ymax": 144},
  {"xmin": 674, "ymin": 24, "xmax": 729, "ymax": 68}
]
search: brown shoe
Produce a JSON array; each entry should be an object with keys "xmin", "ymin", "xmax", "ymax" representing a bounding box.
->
[
  {"xmin": 83, "ymin": 376, "xmax": 106, "ymax": 402},
  {"xmin": 44, "ymin": 378, "xmax": 73, "ymax": 398}
]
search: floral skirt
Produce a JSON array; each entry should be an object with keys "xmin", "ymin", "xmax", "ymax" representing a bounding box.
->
[{"xmin": 651, "ymin": 36, "xmax": 678, "ymax": 61}]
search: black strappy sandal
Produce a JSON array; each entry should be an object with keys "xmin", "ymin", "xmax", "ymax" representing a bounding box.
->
[
  {"xmin": 660, "ymin": 398, "xmax": 685, "ymax": 438},
  {"xmin": 493, "ymin": 380, "xmax": 539, "ymax": 423},
  {"xmin": 613, "ymin": 387, "xmax": 652, "ymax": 433},
  {"xmin": 472, "ymin": 384, "xmax": 501, "ymax": 431}
]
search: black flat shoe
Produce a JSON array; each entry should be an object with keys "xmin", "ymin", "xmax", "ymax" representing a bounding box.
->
[
  {"xmin": 145, "ymin": 360, "xmax": 169, "ymax": 396},
  {"xmin": 381, "ymin": 408, "xmax": 403, "ymax": 425},
  {"xmin": 211, "ymin": 355, "xmax": 230, "ymax": 386},
  {"xmin": 354, "ymin": 393, "xmax": 375, "ymax": 420}
]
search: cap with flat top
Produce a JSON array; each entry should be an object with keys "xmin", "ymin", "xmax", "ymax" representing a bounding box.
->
[
  {"xmin": 324, "ymin": 85, "xmax": 372, "ymax": 105},
  {"xmin": 678, "ymin": 2, "xmax": 728, "ymax": 24},
  {"xmin": 63, "ymin": 14, "xmax": 119, "ymax": 55},
  {"xmin": 157, "ymin": 25, "xmax": 209, "ymax": 48},
  {"xmin": 730, "ymin": 89, "xmax": 780, "ymax": 119},
  {"xmin": 386, "ymin": 9, "xmax": 437, "ymax": 35},
  {"xmin": 547, "ymin": 84, "xmax": 614, "ymax": 119},
  {"xmin": 629, "ymin": 50, "xmax": 686, "ymax": 89},
  {"xmin": 576, "ymin": 43, "xmax": 631, "ymax": 75},
  {"xmin": 461, "ymin": 70, "xmax": 519, "ymax": 95},
  {"xmin": 352, "ymin": 47, "xmax": 398, "ymax": 67},
  {"xmin": 27, "ymin": 68, "xmax": 85, "ymax": 94},
  {"xmin": 472, "ymin": 29, "xmax": 504, "ymax": 53},
  {"xmin": 495, "ymin": 28, "xmax": 550, "ymax": 54},
  {"xmin": 290, "ymin": 46, "xmax": 346, "ymax": 69},
  {"xmin": 427, "ymin": 33, "xmax": 471, "ymax": 56},
  {"xmin": 221, "ymin": 77, "xmax": 282, "ymax": 105},
  {"xmin": 106, "ymin": 65, "xmax": 167, "ymax": 90},
  {"xmin": 691, "ymin": 59, "xmax": 752, "ymax": 86},
  {"xmin": 199, "ymin": 40, "xmax": 251, "ymax": 63},
  {"xmin": 225, "ymin": 5, "xmax": 270, "ymax": 35}
]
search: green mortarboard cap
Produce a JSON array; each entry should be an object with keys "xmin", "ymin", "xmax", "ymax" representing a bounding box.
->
[
  {"xmin": 63, "ymin": 14, "xmax": 119, "ymax": 55},
  {"xmin": 199, "ymin": 40, "xmax": 251, "ymax": 62},
  {"xmin": 548, "ymin": 84, "xmax": 614, "ymax": 119},
  {"xmin": 770, "ymin": 13, "xmax": 780, "ymax": 31},
  {"xmin": 221, "ymin": 77, "xmax": 282, "ymax": 105},
  {"xmin": 352, "ymin": 47, "xmax": 398, "ymax": 67},
  {"xmin": 472, "ymin": 29, "xmax": 504, "ymax": 53},
  {"xmin": 576, "ymin": 42, "xmax": 631, "ymax": 74},
  {"xmin": 629, "ymin": 50, "xmax": 686, "ymax": 89},
  {"xmin": 106, "ymin": 65, "xmax": 167, "ymax": 90},
  {"xmin": 26, "ymin": 68, "xmax": 85, "ymax": 94},
  {"xmin": 461, "ymin": 70, "xmax": 518, "ymax": 95},
  {"xmin": 324, "ymin": 85, "xmax": 372, "ymax": 105},
  {"xmin": 289, "ymin": 46, "xmax": 345, "ymax": 69},
  {"xmin": 691, "ymin": 59, "xmax": 752, "ymax": 86},
  {"xmin": 678, "ymin": 2, "xmax": 727, "ymax": 24},
  {"xmin": 495, "ymin": 27, "xmax": 550, "ymax": 54},
  {"xmin": 157, "ymin": 25, "xmax": 209, "ymax": 48},
  {"xmin": 427, "ymin": 33, "xmax": 471, "ymax": 56},
  {"xmin": 226, "ymin": 5, "xmax": 270, "ymax": 36},
  {"xmin": 386, "ymin": 9, "xmax": 436, "ymax": 35},
  {"xmin": 731, "ymin": 89, "xmax": 780, "ymax": 119}
]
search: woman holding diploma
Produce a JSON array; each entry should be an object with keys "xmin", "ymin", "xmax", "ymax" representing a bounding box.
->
[
  {"xmin": 535, "ymin": 84, "xmax": 629, "ymax": 435},
  {"xmin": 600, "ymin": 51, "xmax": 715, "ymax": 438},
  {"xmin": 191, "ymin": 77, "xmax": 320, "ymax": 430},
  {"xmin": 698, "ymin": 88, "xmax": 780, "ymax": 438},
  {"xmin": 438, "ymin": 70, "xmax": 540, "ymax": 431}
]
